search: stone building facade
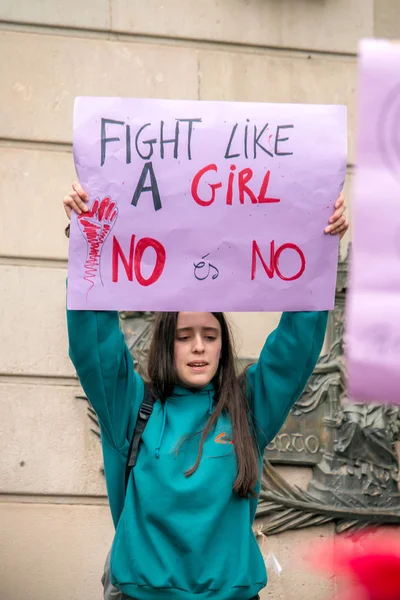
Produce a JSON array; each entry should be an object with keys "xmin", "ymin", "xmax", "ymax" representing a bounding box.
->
[{"xmin": 0, "ymin": 2, "xmax": 399, "ymax": 599}]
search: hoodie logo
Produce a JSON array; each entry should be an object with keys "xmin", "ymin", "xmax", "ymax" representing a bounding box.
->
[{"xmin": 215, "ymin": 432, "xmax": 233, "ymax": 445}]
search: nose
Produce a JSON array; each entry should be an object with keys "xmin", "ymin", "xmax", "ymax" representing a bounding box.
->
[{"xmin": 192, "ymin": 333, "xmax": 205, "ymax": 353}]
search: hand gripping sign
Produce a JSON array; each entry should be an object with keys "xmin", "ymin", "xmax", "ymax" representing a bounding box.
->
[{"xmin": 68, "ymin": 97, "xmax": 347, "ymax": 311}]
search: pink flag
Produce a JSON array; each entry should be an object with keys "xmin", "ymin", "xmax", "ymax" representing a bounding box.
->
[{"xmin": 347, "ymin": 39, "xmax": 400, "ymax": 405}]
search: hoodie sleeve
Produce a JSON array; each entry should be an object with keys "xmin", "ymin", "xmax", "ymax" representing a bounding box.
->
[
  {"xmin": 245, "ymin": 311, "xmax": 328, "ymax": 452},
  {"xmin": 67, "ymin": 308, "xmax": 144, "ymax": 451}
]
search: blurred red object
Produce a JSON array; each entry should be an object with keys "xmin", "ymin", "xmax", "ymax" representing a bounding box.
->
[{"xmin": 309, "ymin": 529, "xmax": 400, "ymax": 600}]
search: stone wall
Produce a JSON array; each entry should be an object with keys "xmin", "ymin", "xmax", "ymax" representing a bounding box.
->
[{"xmin": 0, "ymin": 2, "xmax": 396, "ymax": 599}]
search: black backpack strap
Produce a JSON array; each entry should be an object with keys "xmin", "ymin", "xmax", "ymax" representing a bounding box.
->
[{"xmin": 124, "ymin": 384, "xmax": 156, "ymax": 493}]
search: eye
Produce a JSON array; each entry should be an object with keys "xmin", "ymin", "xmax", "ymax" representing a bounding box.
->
[
  {"xmin": 205, "ymin": 336, "xmax": 217, "ymax": 341},
  {"xmin": 176, "ymin": 335, "xmax": 189, "ymax": 341}
]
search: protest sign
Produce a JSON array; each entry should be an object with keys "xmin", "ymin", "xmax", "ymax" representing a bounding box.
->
[
  {"xmin": 347, "ymin": 40, "xmax": 400, "ymax": 405},
  {"xmin": 68, "ymin": 97, "xmax": 346, "ymax": 311}
]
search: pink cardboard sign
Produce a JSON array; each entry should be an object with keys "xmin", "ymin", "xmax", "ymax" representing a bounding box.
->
[
  {"xmin": 68, "ymin": 97, "xmax": 347, "ymax": 311},
  {"xmin": 347, "ymin": 40, "xmax": 400, "ymax": 405}
]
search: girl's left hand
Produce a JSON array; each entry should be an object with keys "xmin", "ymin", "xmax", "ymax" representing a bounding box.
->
[{"xmin": 325, "ymin": 192, "xmax": 349, "ymax": 240}]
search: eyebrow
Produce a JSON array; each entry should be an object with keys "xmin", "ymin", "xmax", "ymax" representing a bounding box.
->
[{"xmin": 176, "ymin": 326, "xmax": 220, "ymax": 334}]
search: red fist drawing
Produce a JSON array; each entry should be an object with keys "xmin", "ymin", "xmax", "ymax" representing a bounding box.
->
[{"xmin": 77, "ymin": 196, "xmax": 118, "ymax": 291}]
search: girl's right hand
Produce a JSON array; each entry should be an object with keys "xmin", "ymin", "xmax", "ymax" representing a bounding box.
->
[{"xmin": 63, "ymin": 181, "xmax": 89, "ymax": 219}]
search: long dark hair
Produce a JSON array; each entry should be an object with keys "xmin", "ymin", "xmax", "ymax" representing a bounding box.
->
[{"xmin": 147, "ymin": 312, "xmax": 260, "ymax": 497}]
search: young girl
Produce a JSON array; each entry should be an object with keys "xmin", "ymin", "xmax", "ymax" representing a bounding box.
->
[{"xmin": 64, "ymin": 183, "xmax": 348, "ymax": 600}]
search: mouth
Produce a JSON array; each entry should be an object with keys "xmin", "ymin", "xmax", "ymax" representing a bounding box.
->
[{"xmin": 187, "ymin": 361, "xmax": 209, "ymax": 371}]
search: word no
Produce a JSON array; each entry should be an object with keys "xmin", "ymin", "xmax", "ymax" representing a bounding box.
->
[
  {"xmin": 251, "ymin": 240, "xmax": 306, "ymax": 281},
  {"xmin": 112, "ymin": 235, "xmax": 166, "ymax": 286}
]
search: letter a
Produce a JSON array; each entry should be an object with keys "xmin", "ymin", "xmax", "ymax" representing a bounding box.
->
[{"xmin": 131, "ymin": 162, "xmax": 162, "ymax": 211}]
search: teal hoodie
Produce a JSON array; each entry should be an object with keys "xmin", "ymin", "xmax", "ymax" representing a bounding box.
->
[{"xmin": 67, "ymin": 309, "xmax": 328, "ymax": 600}]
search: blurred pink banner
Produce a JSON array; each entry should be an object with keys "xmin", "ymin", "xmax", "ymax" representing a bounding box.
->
[
  {"xmin": 347, "ymin": 40, "xmax": 400, "ymax": 405},
  {"xmin": 68, "ymin": 97, "xmax": 346, "ymax": 311}
]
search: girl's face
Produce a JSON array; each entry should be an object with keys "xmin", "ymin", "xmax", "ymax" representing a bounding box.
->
[{"xmin": 174, "ymin": 312, "xmax": 222, "ymax": 389}]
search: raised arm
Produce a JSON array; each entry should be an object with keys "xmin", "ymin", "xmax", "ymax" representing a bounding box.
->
[
  {"xmin": 244, "ymin": 190, "xmax": 348, "ymax": 450},
  {"xmin": 64, "ymin": 181, "xmax": 144, "ymax": 451},
  {"xmin": 246, "ymin": 311, "xmax": 328, "ymax": 452},
  {"xmin": 67, "ymin": 308, "xmax": 144, "ymax": 451}
]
